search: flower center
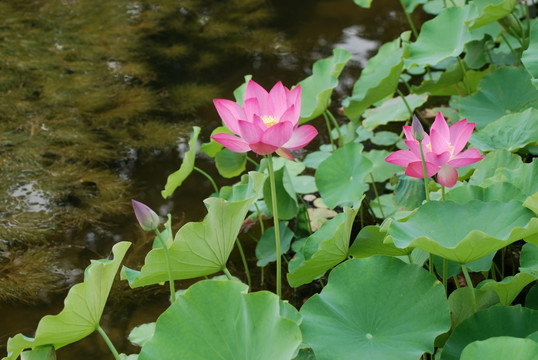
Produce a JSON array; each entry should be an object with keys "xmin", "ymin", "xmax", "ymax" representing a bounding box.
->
[{"xmin": 261, "ymin": 115, "xmax": 278, "ymax": 127}]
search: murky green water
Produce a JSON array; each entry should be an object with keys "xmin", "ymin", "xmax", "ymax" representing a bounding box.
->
[{"xmin": 0, "ymin": 0, "xmax": 418, "ymax": 357}]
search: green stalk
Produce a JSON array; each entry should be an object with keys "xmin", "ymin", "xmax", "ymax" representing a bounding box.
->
[
  {"xmin": 443, "ymin": 259, "xmax": 448, "ymax": 296},
  {"xmin": 322, "ymin": 112, "xmax": 335, "ymax": 151},
  {"xmin": 461, "ymin": 264, "xmax": 477, "ymax": 313},
  {"xmin": 223, "ymin": 266, "xmax": 234, "ymax": 281},
  {"xmin": 399, "ymin": 0, "xmax": 418, "ymax": 39},
  {"xmin": 418, "ymin": 140, "xmax": 430, "ymax": 202},
  {"xmin": 396, "ymin": 89, "xmax": 414, "ymax": 117},
  {"xmin": 154, "ymin": 229, "xmax": 176, "ymax": 303},
  {"xmin": 97, "ymin": 326, "xmax": 121, "ymax": 360},
  {"xmin": 500, "ymin": 32, "xmax": 522, "ymax": 66},
  {"xmin": 325, "ymin": 110, "xmax": 342, "ymax": 147},
  {"xmin": 441, "ymin": 186, "xmax": 446, "ymax": 201},
  {"xmin": 235, "ymin": 237, "xmax": 252, "ymax": 289},
  {"xmin": 246, "ymin": 156, "xmax": 260, "ymax": 167},
  {"xmin": 369, "ymin": 173, "xmax": 385, "ymax": 218},
  {"xmin": 267, "ymin": 153, "xmax": 282, "ymax": 298},
  {"xmin": 193, "ymin": 166, "xmax": 218, "ymax": 193},
  {"xmin": 456, "ymin": 58, "xmax": 471, "ymax": 95}
]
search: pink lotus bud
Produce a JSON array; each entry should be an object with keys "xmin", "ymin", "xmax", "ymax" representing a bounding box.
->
[
  {"xmin": 132, "ymin": 199, "xmax": 160, "ymax": 231},
  {"xmin": 411, "ymin": 114, "xmax": 425, "ymax": 141}
]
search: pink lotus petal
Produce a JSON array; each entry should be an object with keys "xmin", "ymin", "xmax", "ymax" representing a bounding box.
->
[
  {"xmin": 403, "ymin": 125, "xmax": 414, "ymax": 140},
  {"xmin": 430, "ymin": 112, "xmax": 450, "ymax": 141},
  {"xmin": 385, "ymin": 149, "xmax": 420, "ymax": 168},
  {"xmin": 430, "ymin": 128, "xmax": 450, "ymax": 155},
  {"xmin": 406, "ymin": 161, "xmax": 440, "ymax": 178},
  {"xmin": 252, "ymin": 113, "xmax": 267, "ymax": 129},
  {"xmin": 245, "ymin": 80, "xmax": 268, "ymax": 113},
  {"xmin": 211, "ymin": 133, "xmax": 250, "ymax": 153},
  {"xmin": 279, "ymin": 105, "xmax": 299, "ymax": 126},
  {"xmin": 250, "ymin": 142, "xmax": 278, "ymax": 155},
  {"xmin": 237, "ymin": 120, "xmax": 263, "ymax": 144},
  {"xmin": 283, "ymin": 124, "xmax": 318, "ymax": 150},
  {"xmin": 261, "ymin": 121, "xmax": 293, "ymax": 148},
  {"xmin": 213, "ymin": 99, "xmax": 245, "ymax": 134},
  {"xmin": 276, "ymin": 147, "xmax": 295, "ymax": 161},
  {"xmin": 437, "ymin": 164, "xmax": 458, "ymax": 187},
  {"xmin": 425, "ymin": 150, "xmax": 451, "ymax": 167},
  {"xmin": 448, "ymin": 148, "xmax": 484, "ymax": 168},
  {"xmin": 405, "ymin": 139, "xmax": 425, "ymax": 159},
  {"xmin": 244, "ymin": 97, "xmax": 260, "ymax": 123},
  {"xmin": 450, "ymin": 120, "xmax": 475, "ymax": 155},
  {"xmin": 268, "ymin": 81, "xmax": 287, "ymax": 118},
  {"xmin": 288, "ymin": 85, "xmax": 302, "ymax": 125}
]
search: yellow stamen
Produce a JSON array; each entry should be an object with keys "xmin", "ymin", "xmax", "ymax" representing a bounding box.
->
[{"xmin": 261, "ymin": 115, "xmax": 278, "ymax": 127}]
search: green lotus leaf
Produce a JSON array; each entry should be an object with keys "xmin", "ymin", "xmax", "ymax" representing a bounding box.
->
[
  {"xmin": 386, "ymin": 200, "xmax": 538, "ymax": 264},
  {"xmin": 412, "ymin": 62, "xmax": 464, "ymax": 95},
  {"xmin": 292, "ymin": 175, "xmax": 317, "ymax": 194},
  {"xmin": 448, "ymin": 287, "xmax": 500, "ymax": 329},
  {"xmin": 461, "ymin": 337, "xmax": 538, "ymax": 360},
  {"xmin": 480, "ymin": 159, "xmax": 538, "ymax": 198},
  {"xmin": 525, "ymin": 283, "xmax": 538, "ymax": 310},
  {"xmin": 4, "ymin": 242, "xmax": 131, "ymax": 360},
  {"xmin": 300, "ymin": 257, "xmax": 450, "ymax": 360},
  {"xmin": 298, "ymin": 48, "xmax": 351, "ymax": 122},
  {"xmin": 466, "ymin": 0, "xmax": 517, "ymax": 30},
  {"xmin": 256, "ymin": 222, "xmax": 294, "ymax": 267},
  {"xmin": 393, "ymin": 176, "xmax": 426, "ymax": 211},
  {"xmin": 524, "ymin": 192, "xmax": 538, "ymax": 216},
  {"xmin": 364, "ymin": 150, "xmax": 401, "ymax": 183},
  {"xmin": 478, "ymin": 273, "xmax": 537, "ymax": 306},
  {"xmin": 522, "ymin": 20, "xmax": 538, "ymax": 79},
  {"xmin": 215, "ymin": 148, "xmax": 247, "ymax": 178},
  {"xmin": 20, "ymin": 346, "xmax": 56, "ymax": 360},
  {"xmin": 267, "ymin": 156, "xmax": 306, "ymax": 177},
  {"xmin": 263, "ymin": 166, "xmax": 298, "ymax": 220},
  {"xmin": 342, "ymin": 33, "xmax": 409, "ymax": 121},
  {"xmin": 122, "ymin": 172, "xmax": 265, "ymax": 287},
  {"xmin": 401, "ymin": 0, "xmax": 427, "ymax": 13},
  {"xmin": 458, "ymin": 67, "xmax": 538, "ymax": 129},
  {"xmin": 128, "ymin": 323, "xmax": 155, "ymax": 347},
  {"xmin": 161, "ymin": 126, "xmax": 200, "ymax": 198},
  {"xmin": 315, "ymin": 142, "xmax": 373, "ymax": 209},
  {"xmin": 445, "ymin": 182, "xmax": 527, "ymax": 203},
  {"xmin": 287, "ymin": 207, "xmax": 358, "ymax": 287},
  {"xmin": 520, "ymin": 243, "xmax": 538, "ymax": 277},
  {"xmin": 469, "ymin": 150, "xmax": 522, "ymax": 185},
  {"xmin": 406, "ymin": 7, "xmax": 471, "ymax": 68},
  {"xmin": 138, "ymin": 280, "xmax": 302, "ymax": 360},
  {"xmin": 349, "ymin": 225, "xmax": 412, "ymax": 258},
  {"xmin": 303, "ymin": 150, "xmax": 331, "ymax": 170},
  {"xmin": 470, "ymin": 108, "xmax": 538, "ymax": 152},
  {"xmin": 423, "ymin": 0, "xmax": 465, "ymax": 14},
  {"xmin": 233, "ymin": 74, "xmax": 252, "ymax": 106},
  {"xmin": 441, "ymin": 305, "xmax": 538, "ymax": 360},
  {"xmin": 370, "ymin": 131, "xmax": 400, "ymax": 146},
  {"xmin": 370, "ymin": 193, "xmax": 398, "ymax": 219},
  {"xmin": 352, "ymin": 0, "xmax": 373, "ymax": 8},
  {"xmin": 362, "ymin": 94, "xmax": 428, "ymax": 130},
  {"xmin": 199, "ymin": 126, "xmax": 229, "ymax": 157}
]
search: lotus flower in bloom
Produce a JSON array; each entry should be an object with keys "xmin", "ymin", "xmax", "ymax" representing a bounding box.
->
[
  {"xmin": 385, "ymin": 112, "xmax": 483, "ymax": 187},
  {"xmin": 211, "ymin": 80, "xmax": 318, "ymax": 161}
]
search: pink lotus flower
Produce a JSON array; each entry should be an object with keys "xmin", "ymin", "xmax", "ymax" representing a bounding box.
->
[
  {"xmin": 385, "ymin": 112, "xmax": 483, "ymax": 187},
  {"xmin": 211, "ymin": 80, "xmax": 318, "ymax": 161}
]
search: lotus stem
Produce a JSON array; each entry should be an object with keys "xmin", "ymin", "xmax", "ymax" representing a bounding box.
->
[
  {"xmin": 396, "ymin": 89, "xmax": 413, "ymax": 118},
  {"xmin": 418, "ymin": 140, "xmax": 430, "ymax": 202},
  {"xmin": 399, "ymin": 0, "xmax": 418, "ymax": 39},
  {"xmin": 223, "ymin": 267, "xmax": 234, "ymax": 281},
  {"xmin": 154, "ymin": 229, "xmax": 176, "ymax": 304},
  {"xmin": 97, "ymin": 326, "xmax": 121, "ymax": 360},
  {"xmin": 325, "ymin": 110, "xmax": 342, "ymax": 147},
  {"xmin": 267, "ymin": 153, "xmax": 282, "ymax": 298},
  {"xmin": 461, "ymin": 264, "xmax": 477, "ymax": 313},
  {"xmin": 441, "ymin": 186, "xmax": 446, "ymax": 201},
  {"xmin": 369, "ymin": 173, "xmax": 385, "ymax": 218},
  {"xmin": 235, "ymin": 237, "xmax": 252, "ymax": 290},
  {"xmin": 193, "ymin": 166, "xmax": 218, "ymax": 193},
  {"xmin": 443, "ymin": 258, "xmax": 448, "ymax": 296},
  {"xmin": 322, "ymin": 111, "xmax": 335, "ymax": 151}
]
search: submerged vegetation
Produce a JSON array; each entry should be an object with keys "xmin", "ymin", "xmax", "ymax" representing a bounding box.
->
[{"xmin": 0, "ymin": 0, "xmax": 284, "ymax": 303}]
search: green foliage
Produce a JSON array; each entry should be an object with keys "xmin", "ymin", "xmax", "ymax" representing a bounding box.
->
[
  {"xmin": 300, "ymin": 257, "xmax": 450, "ymax": 360},
  {"xmin": 139, "ymin": 280, "xmax": 302, "ymax": 360},
  {"xmin": 460, "ymin": 337, "xmax": 538, "ymax": 360}
]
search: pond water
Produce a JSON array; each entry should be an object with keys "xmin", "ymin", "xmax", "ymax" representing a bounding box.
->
[{"xmin": 0, "ymin": 0, "xmax": 422, "ymax": 358}]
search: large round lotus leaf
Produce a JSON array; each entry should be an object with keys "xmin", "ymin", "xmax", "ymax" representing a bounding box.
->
[
  {"xmin": 406, "ymin": 7, "xmax": 471, "ymax": 68},
  {"xmin": 460, "ymin": 337, "xmax": 538, "ymax": 360},
  {"xmin": 442, "ymin": 305, "xmax": 538, "ymax": 360},
  {"xmin": 349, "ymin": 225, "xmax": 412, "ymax": 258},
  {"xmin": 300, "ymin": 257, "xmax": 450, "ymax": 360},
  {"xmin": 478, "ymin": 273, "xmax": 537, "ymax": 306},
  {"xmin": 315, "ymin": 142, "xmax": 373, "ymax": 209},
  {"xmin": 470, "ymin": 108, "xmax": 538, "ymax": 152},
  {"xmin": 522, "ymin": 20, "xmax": 538, "ymax": 78},
  {"xmin": 386, "ymin": 200, "xmax": 538, "ymax": 264},
  {"xmin": 445, "ymin": 182, "xmax": 526, "ymax": 203},
  {"xmin": 139, "ymin": 280, "xmax": 302, "ymax": 360},
  {"xmin": 458, "ymin": 67, "xmax": 538, "ymax": 129}
]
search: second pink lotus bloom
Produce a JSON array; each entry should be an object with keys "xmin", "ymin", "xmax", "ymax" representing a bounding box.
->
[
  {"xmin": 211, "ymin": 80, "xmax": 318, "ymax": 161},
  {"xmin": 385, "ymin": 112, "xmax": 484, "ymax": 187}
]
